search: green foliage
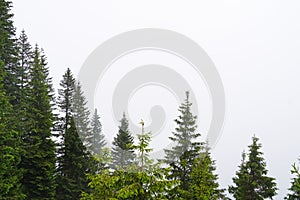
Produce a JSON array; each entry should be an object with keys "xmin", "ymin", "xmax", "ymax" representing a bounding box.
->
[
  {"xmin": 20, "ymin": 46, "xmax": 57, "ymax": 199},
  {"xmin": 163, "ymin": 91, "xmax": 202, "ymax": 197},
  {"xmin": 189, "ymin": 147, "xmax": 226, "ymax": 200},
  {"xmin": 285, "ymin": 162, "xmax": 300, "ymax": 199},
  {"xmin": 56, "ymin": 69, "xmax": 93, "ymax": 200},
  {"xmin": 0, "ymin": 2, "xmax": 24, "ymax": 197},
  {"xmin": 82, "ymin": 126, "xmax": 178, "ymax": 200},
  {"xmin": 81, "ymin": 170, "xmax": 119, "ymax": 200},
  {"xmin": 14, "ymin": 30, "xmax": 32, "ymax": 142},
  {"xmin": 229, "ymin": 136, "xmax": 277, "ymax": 200},
  {"xmin": 133, "ymin": 131, "xmax": 153, "ymax": 171},
  {"xmin": 164, "ymin": 91, "xmax": 201, "ymax": 163},
  {"xmin": 0, "ymin": 60, "xmax": 24, "ymax": 199},
  {"xmin": 73, "ymin": 81, "xmax": 92, "ymax": 148},
  {"xmin": 111, "ymin": 113, "xmax": 135, "ymax": 170},
  {"xmin": 90, "ymin": 108, "xmax": 106, "ymax": 155},
  {"xmin": 94, "ymin": 147, "xmax": 112, "ymax": 172}
]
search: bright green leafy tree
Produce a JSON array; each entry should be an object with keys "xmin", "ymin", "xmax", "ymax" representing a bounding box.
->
[{"xmin": 82, "ymin": 122, "xmax": 177, "ymax": 199}]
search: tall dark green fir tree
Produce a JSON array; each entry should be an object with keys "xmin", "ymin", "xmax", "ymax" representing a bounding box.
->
[
  {"xmin": 229, "ymin": 136, "xmax": 277, "ymax": 200},
  {"xmin": 0, "ymin": 0, "xmax": 19, "ymax": 102},
  {"xmin": 111, "ymin": 113, "xmax": 135, "ymax": 169},
  {"xmin": 90, "ymin": 108, "xmax": 106, "ymax": 155},
  {"xmin": 0, "ymin": 60, "xmax": 23, "ymax": 199},
  {"xmin": 14, "ymin": 30, "xmax": 32, "ymax": 134},
  {"xmin": 164, "ymin": 91, "xmax": 202, "ymax": 197},
  {"xmin": 20, "ymin": 46, "xmax": 57, "ymax": 199},
  {"xmin": 56, "ymin": 68, "xmax": 92, "ymax": 200},
  {"xmin": 0, "ymin": 1, "xmax": 23, "ymax": 198}
]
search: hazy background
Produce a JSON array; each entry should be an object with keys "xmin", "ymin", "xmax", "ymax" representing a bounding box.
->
[{"xmin": 12, "ymin": 0, "xmax": 300, "ymax": 199}]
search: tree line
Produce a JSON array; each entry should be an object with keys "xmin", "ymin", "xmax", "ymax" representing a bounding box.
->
[{"xmin": 0, "ymin": 0, "xmax": 299, "ymax": 199}]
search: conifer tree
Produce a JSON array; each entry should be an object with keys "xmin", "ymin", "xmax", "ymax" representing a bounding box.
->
[
  {"xmin": 285, "ymin": 161, "xmax": 300, "ymax": 200},
  {"xmin": 189, "ymin": 146, "xmax": 225, "ymax": 200},
  {"xmin": 229, "ymin": 136, "xmax": 277, "ymax": 200},
  {"xmin": 0, "ymin": 60, "xmax": 23, "ymax": 199},
  {"xmin": 0, "ymin": 0, "xmax": 19, "ymax": 102},
  {"xmin": 228, "ymin": 151, "xmax": 250, "ymax": 199},
  {"xmin": 14, "ymin": 30, "xmax": 32, "ymax": 135},
  {"xmin": 17, "ymin": 30, "xmax": 31, "ymax": 92},
  {"xmin": 164, "ymin": 91, "xmax": 202, "ymax": 197},
  {"xmin": 90, "ymin": 108, "xmax": 106, "ymax": 155},
  {"xmin": 56, "ymin": 68, "xmax": 92, "ymax": 200},
  {"xmin": 73, "ymin": 81, "xmax": 91, "ymax": 147},
  {"xmin": 0, "ymin": 2, "xmax": 26, "ymax": 198},
  {"xmin": 20, "ymin": 46, "xmax": 56, "ymax": 199},
  {"xmin": 111, "ymin": 113, "xmax": 135, "ymax": 169}
]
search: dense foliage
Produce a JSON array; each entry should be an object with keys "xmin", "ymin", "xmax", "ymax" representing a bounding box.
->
[
  {"xmin": 228, "ymin": 136, "xmax": 277, "ymax": 199},
  {"xmin": 285, "ymin": 162, "xmax": 300, "ymax": 199}
]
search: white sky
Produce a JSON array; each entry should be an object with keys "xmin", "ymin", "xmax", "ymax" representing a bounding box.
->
[{"xmin": 12, "ymin": 0, "xmax": 300, "ymax": 199}]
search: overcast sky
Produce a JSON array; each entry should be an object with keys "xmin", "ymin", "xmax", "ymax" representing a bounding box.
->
[{"xmin": 12, "ymin": 1, "xmax": 300, "ymax": 199}]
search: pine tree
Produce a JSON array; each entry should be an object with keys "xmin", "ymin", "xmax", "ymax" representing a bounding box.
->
[
  {"xmin": 56, "ymin": 68, "xmax": 92, "ymax": 200},
  {"xmin": 20, "ymin": 46, "xmax": 56, "ymax": 199},
  {"xmin": 285, "ymin": 161, "xmax": 300, "ymax": 199},
  {"xmin": 164, "ymin": 91, "xmax": 202, "ymax": 197},
  {"xmin": 189, "ymin": 146, "xmax": 225, "ymax": 200},
  {"xmin": 0, "ymin": 60, "xmax": 23, "ymax": 199},
  {"xmin": 229, "ymin": 136, "xmax": 277, "ymax": 200},
  {"xmin": 111, "ymin": 113, "xmax": 135, "ymax": 170},
  {"xmin": 90, "ymin": 108, "xmax": 106, "ymax": 155}
]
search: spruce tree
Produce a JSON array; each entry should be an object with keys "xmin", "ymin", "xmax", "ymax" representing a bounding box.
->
[
  {"xmin": 163, "ymin": 91, "xmax": 202, "ymax": 197},
  {"xmin": 16, "ymin": 30, "xmax": 31, "ymax": 93},
  {"xmin": 56, "ymin": 68, "xmax": 92, "ymax": 200},
  {"xmin": 0, "ymin": 0, "xmax": 19, "ymax": 102},
  {"xmin": 0, "ymin": 60, "xmax": 23, "ymax": 199},
  {"xmin": 285, "ymin": 162, "xmax": 300, "ymax": 199},
  {"xmin": 73, "ymin": 81, "xmax": 91, "ymax": 147},
  {"xmin": 0, "ymin": 1, "xmax": 25, "ymax": 198},
  {"xmin": 111, "ymin": 113, "xmax": 135, "ymax": 169},
  {"xmin": 189, "ymin": 146, "xmax": 225, "ymax": 200},
  {"xmin": 229, "ymin": 136, "xmax": 277, "ymax": 200},
  {"xmin": 90, "ymin": 108, "xmax": 106, "ymax": 155},
  {"xmin": 20, "ymin": 46, "xmax": 56, "ymax": 199},
  {"xmin": 14, "ymin": 30, "xmax": 32, "ymax": 135},
  {"xmin": 228, "ymin": 151, "xmax": 251, "ymax": 199}
]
